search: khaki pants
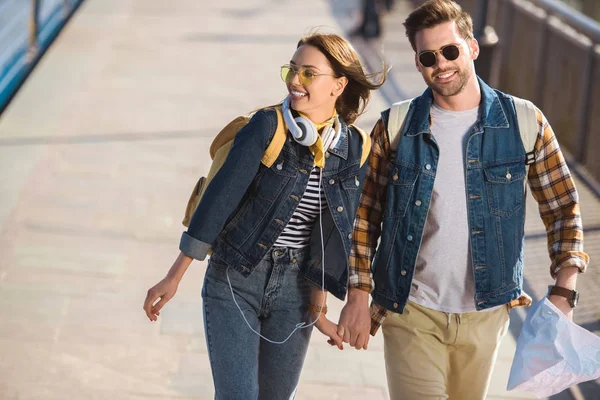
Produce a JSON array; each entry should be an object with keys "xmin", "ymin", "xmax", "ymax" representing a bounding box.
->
[{"xmin": 382, "ymin": 301, "xmax": 510, "ymax": 400}]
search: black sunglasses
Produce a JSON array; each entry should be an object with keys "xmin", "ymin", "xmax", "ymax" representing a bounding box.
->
[{"xmin": 418, "ymin": 37, "xmax": 469, "ymax": 68}]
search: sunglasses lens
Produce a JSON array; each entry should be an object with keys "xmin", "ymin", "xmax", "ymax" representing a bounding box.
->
[
  {"xmin": 419, "ymin": 52, "xmax": 437, "ymax": 68},
  {"xmin": 280, "ymin": 66, "xmax": 293, "ymax": 83},
  {"xmin": 299, "ymin": 69, "xmax": 314, "ymax": 86},
  {"xmin": 442, "ymin": 45, "xmax": 460, "ymax": 61}
]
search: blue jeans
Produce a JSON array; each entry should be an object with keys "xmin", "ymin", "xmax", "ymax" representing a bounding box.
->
[{"xmin": 202, "ymin": 247, "xmax": 315, "ymax": 400}]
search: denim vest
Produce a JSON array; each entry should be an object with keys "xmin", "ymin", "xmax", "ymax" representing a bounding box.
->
[
  {"xmin": 181, "ymin": 108, "xmax": 368, "ymax": 300},
  {"xmin": 372, "ymin": 78, "xmax": 528, "ymax": 313}
]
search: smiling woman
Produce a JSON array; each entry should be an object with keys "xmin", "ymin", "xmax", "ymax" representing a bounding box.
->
[{"xmin": 143, "ymin": 31, "xmax": 386, "ymax": 399}]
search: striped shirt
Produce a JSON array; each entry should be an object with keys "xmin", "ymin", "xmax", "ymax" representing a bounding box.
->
[
  {"xmin": 350, "ymin": 106, "xmax": 590, "ymax": 336},
  {"xmin": 274, "ymin": 167, "xmax": 327, "ymax": 248}
]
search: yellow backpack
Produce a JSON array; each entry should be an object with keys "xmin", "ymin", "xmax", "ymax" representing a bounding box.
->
[{"xmin": 182, "ymin": 106, "xmax": 371, "ymax": 227}]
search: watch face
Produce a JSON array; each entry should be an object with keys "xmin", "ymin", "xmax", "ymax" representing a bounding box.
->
[{"xmin": 571, "ymin": 291, "xmax": 580, "ymax": 308}]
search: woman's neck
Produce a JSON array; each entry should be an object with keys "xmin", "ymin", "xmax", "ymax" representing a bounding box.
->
[{"xmin": 298, "ymin": 108, "xmax": 337, "ymax": 129}]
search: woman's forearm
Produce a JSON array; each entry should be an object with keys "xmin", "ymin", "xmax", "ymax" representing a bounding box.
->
[
  {"xmin": 166, "ymin": 252, "xmax": 194, "ymax": 282},
  {"xmin": 310, "ymin": 287, "xmax": 328, "ymax": 308}
]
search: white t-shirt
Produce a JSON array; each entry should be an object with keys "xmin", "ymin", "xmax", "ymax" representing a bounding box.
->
[{"xmin": 408, "ymin": 103, "xmax": 481, "ymax": 313}]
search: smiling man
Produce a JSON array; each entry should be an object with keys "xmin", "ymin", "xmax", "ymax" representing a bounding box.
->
[{"xmin": 336, "ymin": 0, "xmax": 590, "ymax": 399}]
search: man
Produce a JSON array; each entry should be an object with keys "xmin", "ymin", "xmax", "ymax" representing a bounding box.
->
[{"xmin": 336, "ymin": 0, "xmax": 590, "ymax": 399}]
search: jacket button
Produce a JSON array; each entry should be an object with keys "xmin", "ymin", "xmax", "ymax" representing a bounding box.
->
[
  {"xmin": 337, "ymin": 206, "xmax": 344, "ymax": 212},
  {"xmin": 329, "ymin": 179, "xmax": 335, "ymax": 185},
  {"xmin": 400, "ymin": 270, "xmax": 407, "ymax": 276},
  {"xmin": 325, "ymin": 152, "xmax": 330, "ymax": 158},
  {"xmin": 276, "ymin": 163, "xmax": 283, "ymax": 170},
  {"xmin": 407, "ymin": 235, "xmax": 413, "ymax": 241},
  {"xmin": 425, "ymin": 164, "xmax": 431, "ymax": 170},
  {"xmin": 348, "ymin": 233, "xmax": 352, "ymax": 239},
  {"xmin": 415, "ymin": 200, "xmax": 422, "ymax": 206},
  {"xmin": 393, "ymin": 303, "xmax": 399, "ymax": 309}
]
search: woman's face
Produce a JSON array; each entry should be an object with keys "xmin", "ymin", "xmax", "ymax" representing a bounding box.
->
[{"xmin": 285, "ymin": 44, "xmax": 347, "ymax": 123}]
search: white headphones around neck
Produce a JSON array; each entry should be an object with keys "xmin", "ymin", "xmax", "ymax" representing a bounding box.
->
[
  {"xmin": 224, "ymin": 96, "xmax": 342, "ymax": 346},
  {"xmin": 282, "ymin": 96, "xmax": 340, "ymax": 148}
]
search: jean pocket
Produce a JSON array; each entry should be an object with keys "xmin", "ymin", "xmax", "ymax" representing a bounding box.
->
[
  {"xmin": 206, "ymin": 254, "xmax": 230, "ymax": 280},
  {"xmin": 484, "ymin": 161, "xmax": 526, "ymax": 217},
  {"xmin": 384, "ymin": 165, "xmax": 419, "ymax": 218},
  {"xmin": 251, "ymin": 157, "xmax": 296, "ymax": 201}
]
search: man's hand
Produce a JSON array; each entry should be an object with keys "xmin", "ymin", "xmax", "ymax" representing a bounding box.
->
[
  {"xmin": 337, "ymin": 288, "xmax": 371, "ymax": 350},
  {"xmin": 547, "ymin": 294, "xmax": 574, "ymax": 321}
]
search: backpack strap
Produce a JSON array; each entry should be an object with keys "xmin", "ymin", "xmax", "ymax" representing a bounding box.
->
[
  {"xmin": 511, "ymin": 95, "xmax": 539, "ymax": 184},
  {"xmin": 349, "ymin": 124, "xmax": 372, "ymax": 167},
  {"xmin": 261, "ymin": 107, "xmax": 372, "ymax": 168},
  {"xmin": 387, "ymin": 98, "xmax": 413, "ymax": 150},
  {"xmin": 261, "ymin": 106, "xmax": 287, "ymax": 168},
  {"xmin": 209, "ymin": 116, "xmax": 250, "ymax": 160}
]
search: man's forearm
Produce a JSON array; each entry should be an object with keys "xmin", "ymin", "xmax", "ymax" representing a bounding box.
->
[
  {"xmin": 347, "ymin": 287, "xmax": 370, "ymax": 303},
  {"xmin": 553, "ymin": 265, "xmax": 579, "ymax": 290}
]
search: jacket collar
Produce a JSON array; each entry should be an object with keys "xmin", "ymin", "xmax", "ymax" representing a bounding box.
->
[
  {"xmin": 327, "ymin": 119, "xmax": 348, "ymax": 160},
  {"xmin": 404, "ymin": 76, "xmax": 509, "ymax": 136}
]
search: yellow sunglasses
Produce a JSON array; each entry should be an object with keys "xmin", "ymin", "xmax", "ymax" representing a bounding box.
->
[{"xmin": 280, "ymin": 64, "xmax": 336, "ymax": 86}]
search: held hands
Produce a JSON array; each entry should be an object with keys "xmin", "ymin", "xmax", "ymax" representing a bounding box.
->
[
  {"xmin": 143, "ymin": 276, "xmax": 179, "ymax": 321},
  {"xmin": 314, "ymin": 288, "xmax": 371, "ymax": 350},
  {"xmin": 312, "ymin": 311, "xmax": 344, "ymax": 350},
  {"xmin": 337, "ymin": 288, "xmax": 371, "ymax": 350}
]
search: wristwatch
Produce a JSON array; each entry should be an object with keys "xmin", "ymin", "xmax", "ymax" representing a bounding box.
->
[{"xmin": 548, "ymin": 286, "xmax": 579, "ymax": 308}]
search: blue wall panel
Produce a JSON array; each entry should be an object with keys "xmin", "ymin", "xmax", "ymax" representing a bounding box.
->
[{"xmin": 0, "ymin": 0, "xmax": 84, "ymax": 112}]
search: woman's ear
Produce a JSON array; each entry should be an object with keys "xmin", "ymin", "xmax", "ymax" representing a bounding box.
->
[{"xmin": 332, "ymin": 76, "xmax": 348, "ymax": 97}]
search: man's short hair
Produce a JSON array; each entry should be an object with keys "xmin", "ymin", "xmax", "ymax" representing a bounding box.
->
[{"xmin": 403, "ymin": 0, "xmax": 474, "ymax": 52}]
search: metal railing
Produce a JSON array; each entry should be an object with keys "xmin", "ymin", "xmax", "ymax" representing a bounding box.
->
[
  {"xmin": 479, "ymin": 0, "xmax": 600, "ymax": 187},
  {"xmin": 0, "ymin": 0, "xmax": 84, "ymax": 113}
]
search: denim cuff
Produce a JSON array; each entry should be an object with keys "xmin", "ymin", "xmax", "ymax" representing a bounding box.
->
[{"xmin": 179, "ymin": 232, "xmax": 211, "ymax": 261}]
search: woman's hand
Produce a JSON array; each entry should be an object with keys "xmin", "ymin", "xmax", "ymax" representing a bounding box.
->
[
  {"xmin": 143, "ymin": 277, "xmax": 179, "ymax": 321},
  {"xmin": 313, "ymin": 312, "xmax": 344, "ymax": 350},
  {"xmin": 143, "ymin": 252, "xmax": 193, "ymax": 321}
]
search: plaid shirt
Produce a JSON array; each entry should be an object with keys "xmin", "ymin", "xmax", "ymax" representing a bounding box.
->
[{"xmin": 349, "ymin": 107, "xmax": 590, "ymax": 336}]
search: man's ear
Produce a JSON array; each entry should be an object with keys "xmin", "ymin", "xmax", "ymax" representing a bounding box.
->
[
  {"xmin": 415, "ymin": 53, "xmax": 422, "ymax": 73},
  {"xmin": 469, "ymin": 37, "xmax": 480, "ymax": 60}
]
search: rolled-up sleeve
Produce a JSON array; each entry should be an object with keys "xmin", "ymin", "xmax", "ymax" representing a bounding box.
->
[{"xmin": 180, "ymin": 109, "xmax": 275, "ymax": 260}]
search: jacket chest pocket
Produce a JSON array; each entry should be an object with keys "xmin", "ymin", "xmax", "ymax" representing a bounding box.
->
[
  {"xmin": 251, "ymin": 157, "xmax": 298, "ymax": 201},
  {"xmin": 329, "ymin": 165, "xmax": 362, "ymax": 212},
  {"xmin": 335, "ymin": 163, "xmax": 361, "ymax": 191},
  {"xmin": 384, "ymin": 164, "xmax": 419, "ymax": 218},
  {"xmin": 483, "ymin": 161, "xmax": 526, "ymax": 217}
]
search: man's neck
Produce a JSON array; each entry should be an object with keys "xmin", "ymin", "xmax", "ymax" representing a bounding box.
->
[{"xmin": 432, "ymin": 77, "xmax": 481, "ymax": 111}]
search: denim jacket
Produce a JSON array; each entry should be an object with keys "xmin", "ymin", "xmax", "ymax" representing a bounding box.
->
[
  {"xmin": 372, "ymin": 78, "xmax": 530, "ymax": 313},
  {"xmin": 180, "ymin": 108, "xmax": 368, "ymax": 300}
]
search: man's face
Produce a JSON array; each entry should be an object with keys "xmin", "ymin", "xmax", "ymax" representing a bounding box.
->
[{"xmin": 414, "ymin": 21, "xmax": 478, "ymax": 98}]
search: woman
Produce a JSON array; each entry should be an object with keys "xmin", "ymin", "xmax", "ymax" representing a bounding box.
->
[{"xmin": 143, "ymin": 32, "xmax": 385, "ymax": 399}]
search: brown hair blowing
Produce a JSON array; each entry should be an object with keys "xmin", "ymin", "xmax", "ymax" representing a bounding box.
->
[
  {"xmin": 297, "ymin": 33, "xmax": 387, "ymax": 125},
  {"xmin": 403, "ymin": 0, "xmax": 474, "ymax": 52}
]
